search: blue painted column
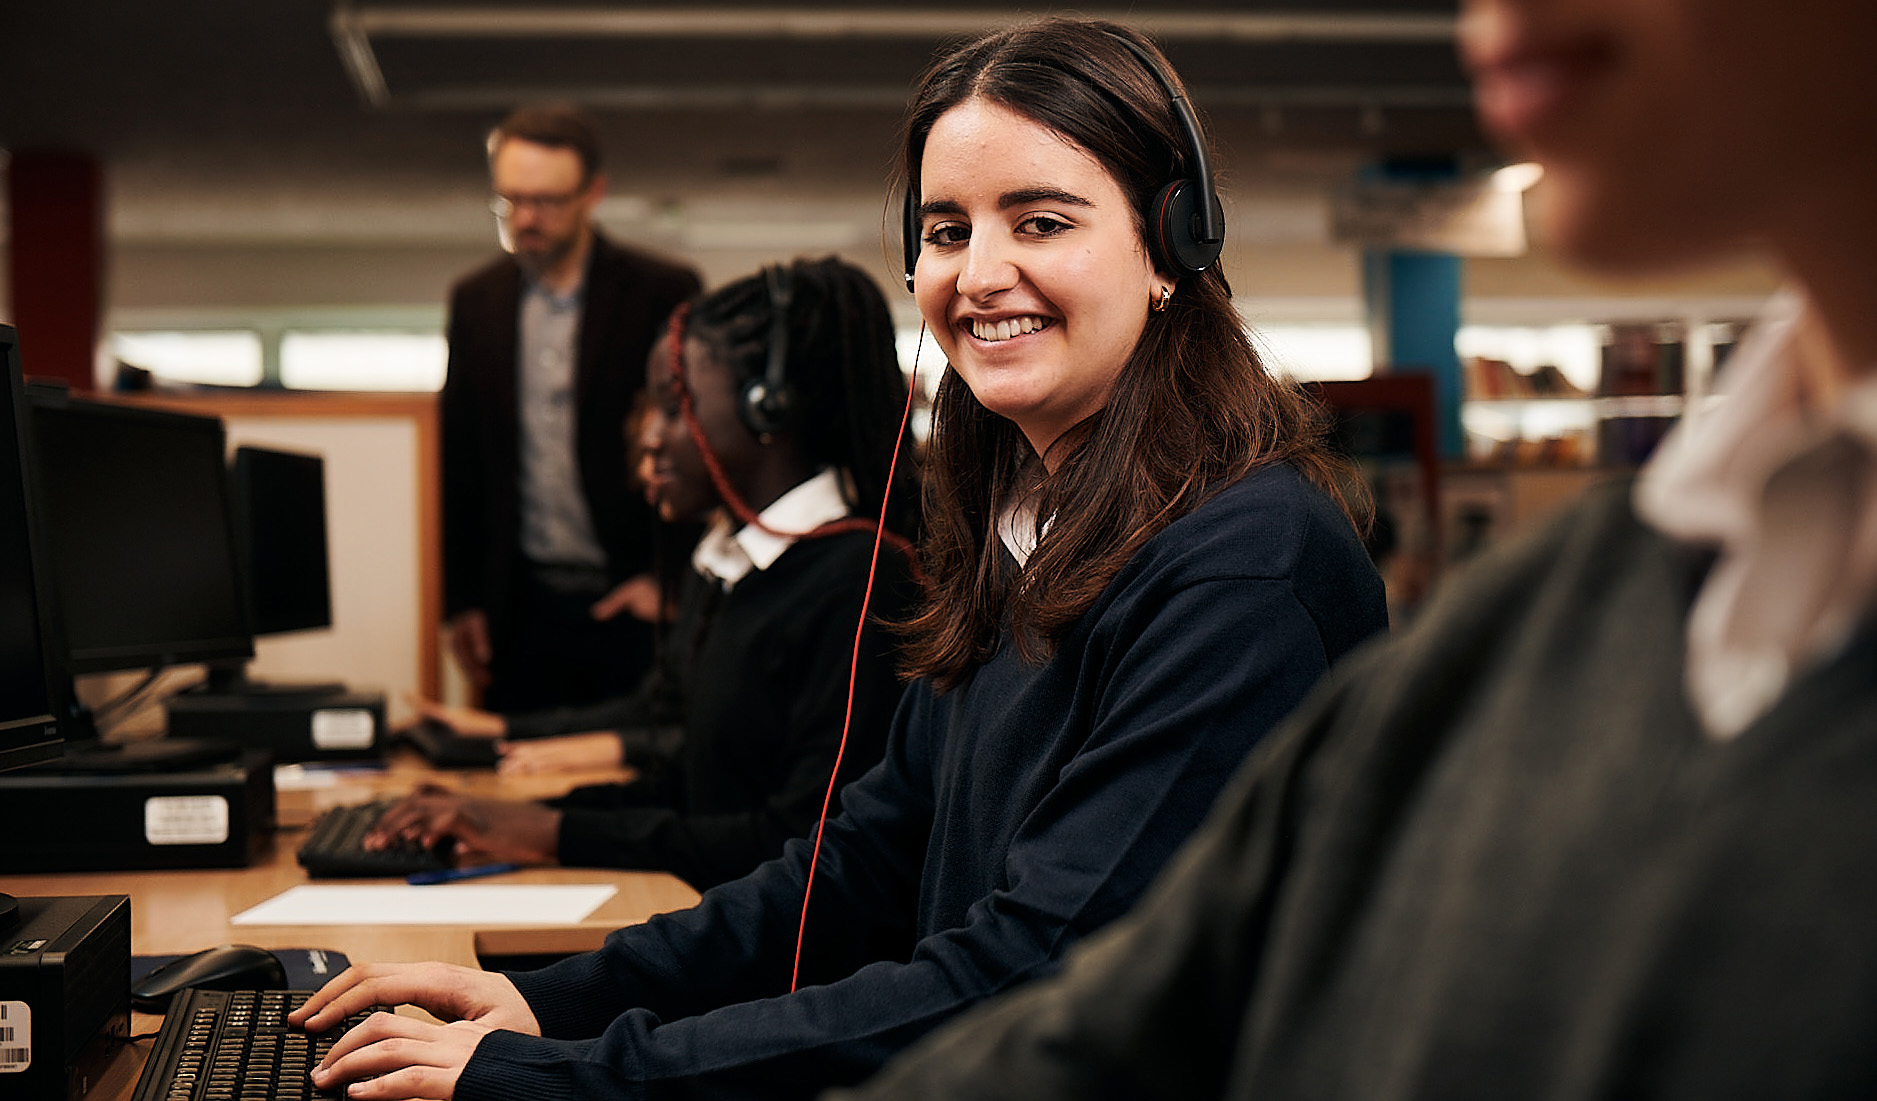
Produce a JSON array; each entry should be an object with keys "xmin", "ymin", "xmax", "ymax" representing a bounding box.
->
[
  {"xmin": 1363, "ymin": 249, "xmax": 1464, "ymax": 458},
  {"xmin": 1359, "ymin": 156, "xmax": 1466, "ymax": 460}
]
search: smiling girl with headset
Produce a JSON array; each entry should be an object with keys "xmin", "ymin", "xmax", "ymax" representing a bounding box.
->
[{"xmin": 291, "ymin": 19, "xmax": 1387, "ymax": 1101}]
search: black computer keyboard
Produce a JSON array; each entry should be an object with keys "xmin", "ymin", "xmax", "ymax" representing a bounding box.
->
[
  {"xmin": 296, "ymin": 800, "xmax": 451, "ymax": 878},
  {"xmin": 400, "ymin": 719, "xmax": 502, "ymax": 768},
  {"xmin": 130, "ymin": 988, "xmax": 388, "ymax": 1101}
]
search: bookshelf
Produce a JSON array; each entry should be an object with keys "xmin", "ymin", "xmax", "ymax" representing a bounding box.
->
[{"xmin": 1460, "ymin": 318, "xmax": 1744, "ymax": 468}]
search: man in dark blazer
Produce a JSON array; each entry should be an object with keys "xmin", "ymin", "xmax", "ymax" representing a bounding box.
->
[{"xmin": 442, "ymin": 102, "xmax": 701, "ymax": 712}]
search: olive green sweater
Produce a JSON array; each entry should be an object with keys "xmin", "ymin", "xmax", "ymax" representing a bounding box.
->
[{"xmin": 839, "ymin": 479, "xmax": 1877, "ymax": 1100}]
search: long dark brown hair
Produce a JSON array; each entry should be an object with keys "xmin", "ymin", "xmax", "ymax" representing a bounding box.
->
[{"xmin": 897, "ymin": 18, "xmax": 1366, "ymax": 690}]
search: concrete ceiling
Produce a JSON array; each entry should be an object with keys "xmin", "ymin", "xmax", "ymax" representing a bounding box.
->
[
  {"xmin": 0, "ymin": 0, "xmax": 1518, "ymax": 320},
  {"xmin": 2, "ymin": 1, "xmax": 1482, "ymax": 241}
]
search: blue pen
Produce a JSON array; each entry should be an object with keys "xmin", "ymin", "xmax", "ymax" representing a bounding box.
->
[{"xmin": 406, "ymin": 862, "xmax": 521, "ymax": 885}]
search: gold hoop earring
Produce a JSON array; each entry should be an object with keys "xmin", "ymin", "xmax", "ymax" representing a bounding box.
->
[{"xmin": 1150, "ymin": 286, "xmax": 1172, "ymax": 313}]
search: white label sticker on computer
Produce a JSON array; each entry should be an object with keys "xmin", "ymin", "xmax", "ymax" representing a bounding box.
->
[
  {"xmin": 311, "ymin": 709, "xmax": 374, "ymax": 750},
  {"xmin": 0, "ymin": 1000, "xmax": 30, "ymax": 1073},
  {"xmin": 144, "ymin": 795, "xmax": 230, "ymax": 845}
]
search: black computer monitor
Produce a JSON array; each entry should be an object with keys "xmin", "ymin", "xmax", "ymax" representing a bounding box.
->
[
  {"xmin": 27, "ymin": 391, "xmax": 254, "ymax": 676},
  {"xmin": 0, "ymin": 326, "xmax": 62, "ymax": 773},
  {"xmin": 231, "ymin": 445, "xmax": 332, "ymax": 637}
]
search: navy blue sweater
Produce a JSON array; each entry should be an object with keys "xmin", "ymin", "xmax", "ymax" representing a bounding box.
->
[
  {"xmin": 542, "ymin": 530, "xmax": 918, "ymax": 890},
  {"xmin": 457, "ymin": 463, "xmax": 1387, "ymax": 1101}
]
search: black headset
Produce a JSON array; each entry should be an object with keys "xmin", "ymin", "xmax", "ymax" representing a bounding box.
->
[
  {"xmin": 901, "ymin": 31, "xmax": 1225, "ymax": 292},
  {"xmin": 739, "ymin": 263, "xmax": 796, "ymax": 438}
]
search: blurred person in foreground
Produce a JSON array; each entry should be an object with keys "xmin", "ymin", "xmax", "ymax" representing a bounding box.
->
[{"xmin": 834, "ymin": 0, "xmax": 1877, "ymax": 1098}]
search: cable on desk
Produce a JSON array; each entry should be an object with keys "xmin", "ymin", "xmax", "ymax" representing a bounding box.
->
[{"xmin": 89, "ymin": 667, "xmax": 164, "ymax": 723}]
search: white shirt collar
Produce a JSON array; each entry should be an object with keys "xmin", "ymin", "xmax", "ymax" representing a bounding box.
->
[
  {"xmin": 1635, "ymin": 290, "xmax": 1877, "ymax": 739},
  {"xmin": 691, "ymin": 468, "xmax": 850, "ymax": 589},
  {"xmin": 997, "ymin": 492, "xmax": 1041, "ymax": 567}
]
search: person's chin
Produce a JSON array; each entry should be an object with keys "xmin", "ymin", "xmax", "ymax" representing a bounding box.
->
[
  {"xmin": 1537, "ymin": 176, "xmax": 1732, "ymax": 276},
  {"xmin": 513, "ymin": 239, "xmax": 565, "ymax": 270},
  {"xmin": 659, "ymin": 496, "xmax": 714, "ymax": 526},
  {"xmin": 953, "ymin": 343, "xmax": 1053, "ymax": 395},
  {"xmin": 955, "ymin": 369, "xmax": 1040, "ymax": 419}
]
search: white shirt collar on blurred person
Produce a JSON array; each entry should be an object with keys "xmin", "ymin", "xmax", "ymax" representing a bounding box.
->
[
  {"xmin": 692, "ymin": 468, "xmax": 849, "ymax": 590},
  {"xmin": 1636, "ymin": 290, "xmax": 1877, "ymax": 740}
]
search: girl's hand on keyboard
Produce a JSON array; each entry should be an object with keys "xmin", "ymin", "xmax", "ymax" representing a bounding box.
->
[
  {"xmin": 288, "ymin": 961, "xmax": 539, "ymax": 1038},
  {"xmin": 403, "ymin": 694, "xmax": 507, "ymax": 738},
  {"xmin": 308, "ymin": 1010, "xmax": 491, "ymax": 1100}
]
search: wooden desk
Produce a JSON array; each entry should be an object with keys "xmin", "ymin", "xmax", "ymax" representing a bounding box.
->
[{"xmin": 0, "ymin": 754, "xmax": 701, "ymax": 1100}]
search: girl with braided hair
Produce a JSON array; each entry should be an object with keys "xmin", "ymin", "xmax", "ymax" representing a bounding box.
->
[{"xmin": 370, "ymin": 256, "xmax": 919, "ymax": 891}]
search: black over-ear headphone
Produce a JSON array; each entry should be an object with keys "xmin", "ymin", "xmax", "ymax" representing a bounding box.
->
[
  {"xmin": 901, "ymin": 30, "xmax": 1226, "ymax": 292},
  {"xmin": 739, "ymin": 263, "xmax": 796, "ymax": 437}
]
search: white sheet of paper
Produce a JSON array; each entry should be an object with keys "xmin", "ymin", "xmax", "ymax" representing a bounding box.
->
[
  {"xmin": 272, "ymin": 765, "xmax": 340, "ymax": 790},
  {"xmin": 230, "ymin": 884, "xmax": 617, "ymax": 926}
]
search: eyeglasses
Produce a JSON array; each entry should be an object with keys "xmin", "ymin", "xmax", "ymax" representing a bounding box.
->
[{"xmin": 489, "ymin": 186, "xmax": 586, "ymax": 219}]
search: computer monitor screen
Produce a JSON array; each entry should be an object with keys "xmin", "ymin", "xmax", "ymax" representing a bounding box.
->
[
  {"xmin": 232, "ymin": 445, "xmax": 332, "ymax": 636},
  {"xmin": 0, "ymin": 326, "xmax": 61, "ymax": 771},
  {"xmin": 28, "ymin": 393, "xmax": 254, "ymax": 675}
]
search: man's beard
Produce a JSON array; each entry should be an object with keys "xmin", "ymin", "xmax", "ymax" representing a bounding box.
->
[
  {"xmin": 514, "ymin": 232, "xmax": 570, "ymax": 273},
  {"xmin": 505, "ymin": 227, "xmax": 578, "ymax": 275}
]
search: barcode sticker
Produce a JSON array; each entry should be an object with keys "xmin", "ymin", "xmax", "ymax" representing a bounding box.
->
[
  {"xmin": 145, "ymin": 795, "xmax": 230, "ymax": 845},
  {"xmin": 311, "ymin": 709, "xmax": 374, "ymax": 750},
  {"xmin": 0, "ymin": 1001, "xmax": 28, "ymax": 1073}
]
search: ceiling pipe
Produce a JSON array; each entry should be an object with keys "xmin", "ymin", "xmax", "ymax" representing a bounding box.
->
[
  {"xmin": 337, "ymin": 6, "xmax": 1456, "ymax": 42},
  {"xmin": 328, "ymin": 4, "xmax": 1462, "ymax": 111},
  {"xmin": 395, "ymin": 83, "xmax": 1472, "ymax": 112}
]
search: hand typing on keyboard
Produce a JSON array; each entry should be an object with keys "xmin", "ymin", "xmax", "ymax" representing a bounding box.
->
[
  {"xmin": 289, "ymin": 962, "xmax": 541, "ymax": 1101},
  {"xmin": 365, "ymin": 782, "xmax": 563, "ymax": 866},
  {"xmin": 401, "ymin": 693, "xmax": 508, "ymax": 739}
]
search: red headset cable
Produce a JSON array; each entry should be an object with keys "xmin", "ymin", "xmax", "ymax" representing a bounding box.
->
[{"xmin": 662, "ymin": 304, "xmax": 924, "ymax": 991}]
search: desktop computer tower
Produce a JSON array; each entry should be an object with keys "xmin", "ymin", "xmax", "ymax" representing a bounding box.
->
[
  {"xmin": 0, "ymin": 894, "xmax": 131, "ymax": 1101},
  {"xmin": 164, "ymin": 688, "xmax": 386, "ymax": 761},
  {"xmin": 0, "ymin": 749, "xmax": 273, "ymax": 872}
]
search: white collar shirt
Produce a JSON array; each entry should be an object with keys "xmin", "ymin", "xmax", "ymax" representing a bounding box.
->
[
  {"xmin": 691, "ymin": 468, "xmax": 850, "ymax": 591},
  {"xmin": 1635, "ymin": 291, "xmax": 1877, "ymax": 740},
  {"xmin": 997, "ymin": 492, "xmax": 1044, "ymax": 568}
]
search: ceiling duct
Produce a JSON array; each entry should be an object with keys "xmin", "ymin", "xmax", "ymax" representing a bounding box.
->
[{"xmin": 329, "ymin": 4, "xmax": 1462, "ymax": 112}]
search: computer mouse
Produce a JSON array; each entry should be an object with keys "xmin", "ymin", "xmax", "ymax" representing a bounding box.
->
[{"xmin": 130, "ymin": 944, "xmax": 289, "ymax": 1012}]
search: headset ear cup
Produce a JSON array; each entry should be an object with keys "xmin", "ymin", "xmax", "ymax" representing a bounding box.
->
[
  {"xmin": 742, "ymin": 262, "xmax": 796, "ymax": 438},
  {"xmin": 739, "ymin": 378, "xmax": 792, "ymax": 439},
  {"xmin": 1150, "ymin": 179, "xmax": 1225, "ymax": 277},
  {"xmin": 738, "ymin": 378, "xmax": 763, "ymax": 437}
]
